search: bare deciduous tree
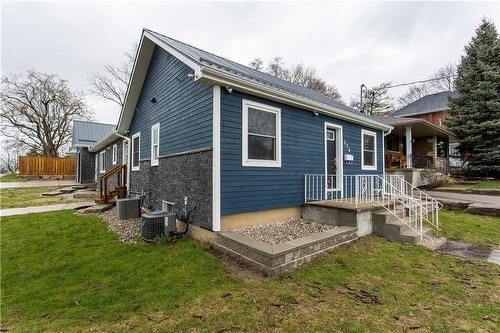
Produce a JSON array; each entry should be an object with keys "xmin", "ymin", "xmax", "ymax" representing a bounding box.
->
[
  {"xmin": 89, "ymin": 43, "xmax": 137, "ymax": 107},
  {"xmin": 0, "ymin": 140, "xmax": 25, "ymax": 173},
  {"xmin": 397, "ymin": 84, "xmax": 430, "ymax": 106},
  {"xmin": 249, "ymin": 58, "xmax": 264, "ymax": 71},
  {"xmin": 398, "ymin": 64, "xmax": 457, "ymax": 107},
  {"xmin": 250, "ymin": 57, "xmax": 342, "ymax": 101},
  {"xmin": 351, "ymin": 82, "xmax": 394, "ymax": 115},
  {"xmin": 0, "ymin": 71, "xmax": 91, "ymax": 157}
]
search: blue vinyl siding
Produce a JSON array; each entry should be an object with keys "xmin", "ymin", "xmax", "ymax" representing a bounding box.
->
[
  {"xmin": 220, "ymin": 90, "xmax": 384, "ymax": 215},
  {"xmin": 128, "ymin": 46, "xmax": 212, "ymax": 158}
]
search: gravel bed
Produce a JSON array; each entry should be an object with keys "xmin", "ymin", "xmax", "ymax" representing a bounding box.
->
[
  {"xmin": 90, "ymin": 207, "xmax": 141, "ymax": 244},
  {"xmin": 234, "ymin": 218, "xmax": 334, "ymax": 245}
]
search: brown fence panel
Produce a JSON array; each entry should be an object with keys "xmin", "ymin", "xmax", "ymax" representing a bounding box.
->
[{"xmin": 18, "ymin": 156, "xmax": 76, "ymax": 176}]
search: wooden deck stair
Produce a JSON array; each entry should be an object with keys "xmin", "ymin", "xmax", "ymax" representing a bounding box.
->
[{"xmin": 96, "ymin": 164, "xmax": 127, "ymax": 204}]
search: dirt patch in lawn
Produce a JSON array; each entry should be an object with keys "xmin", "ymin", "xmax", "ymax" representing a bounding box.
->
[{"xmin": 211, "ymin": 248, "xmax": 267, "ymax": 282}]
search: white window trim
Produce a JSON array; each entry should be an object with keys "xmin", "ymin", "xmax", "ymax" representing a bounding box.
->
[
  {"xmin": 361, "ymin": 129, "xmax": 377, "ymax": 171},
  {"xmin": 241, "ymin": 99, "xmax": 281, "ymax": 167},
  {"xmin": 131, "ymin": 132, "xmax": 140, "ymax": 171},
  {"xmin": 150, "ymin": 123, "xmax": 160, "ymax": 167},
  {"xmin": 324, "ymin": 122, "xmax": 344, "ymax": 192},
  {"xmin": 112, "ymin": 144, "xmax": 117, "ymax": 165},
  {"xmin": 122, "ymin": 140, "xmax": 129, "ymax": 165},
  {"xmin": 99, "ymin": 151, "xmax": 106, "ymax": 173}
]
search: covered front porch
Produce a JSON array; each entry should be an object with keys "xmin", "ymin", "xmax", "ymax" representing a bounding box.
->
[{"xmin": 376, "ymin": 116, "xmax": 458, "ymax": 174}]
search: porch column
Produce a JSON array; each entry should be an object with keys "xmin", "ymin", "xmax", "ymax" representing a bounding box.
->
[{"xmin": 405, "ymin": 126, "xmax": 412, "ymax": 168}]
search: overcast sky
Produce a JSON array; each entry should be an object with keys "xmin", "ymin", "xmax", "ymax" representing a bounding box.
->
[{"xmin": 2, "ymin": 1, "xmax": 499, "ymax": 124}]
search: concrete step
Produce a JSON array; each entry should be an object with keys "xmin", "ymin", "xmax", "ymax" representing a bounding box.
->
[{"xmin": 421, "ymin": 235, "xmax": 447, "ymax": 251}]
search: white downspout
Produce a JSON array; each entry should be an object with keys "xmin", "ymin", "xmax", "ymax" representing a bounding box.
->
[
  {"xmin": 382, "ymin": 128, "xmax": 392, "ymax": 178},
  {"xmin": 115, "ymin": 131, "xmax": 131, "ymax": 196}
]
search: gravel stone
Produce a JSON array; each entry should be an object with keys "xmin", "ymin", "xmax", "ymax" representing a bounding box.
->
[
  {"xmin": 89, "ymin": 207, "xmax": 141, "ymax": 244},
  {"xmin": 234, "ymin": 218, "xmax": 334, "ymax": 245}
]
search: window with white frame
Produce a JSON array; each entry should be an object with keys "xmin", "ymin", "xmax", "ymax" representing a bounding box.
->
[
  {"xmin": 112, "ymin": 144, "xmax": 117, "ymax": 165},
  {"xmin": 131, "ymin": 133, "xmax": 140, "ymax": 171},
  {"xmin": 242, "ymin": 99, "xmax": 281, "ymax": 167},
  {"xmin": 361, "ymin": 130, "xmax": 377, "ymax": 170},
  {"xmin": 99, "ymin": 151, "xmax": 105, "ymax": 173},
  {"xmin": 122, "ymin": 141, "xmax": 129, "ymax": 164},
  {"xmin": 151, "ymin": 123, "xmax": 160, "ymax": 166}
]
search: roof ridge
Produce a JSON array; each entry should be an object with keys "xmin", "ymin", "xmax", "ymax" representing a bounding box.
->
[{"xmin": 73, "ymin": 119, "xmax": 116, "ymax": 127}]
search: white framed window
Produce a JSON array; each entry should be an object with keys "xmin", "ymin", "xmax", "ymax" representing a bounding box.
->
[
  {"xmin": 242, "ymin": 99, "xmax": 281, "ymax": 167},
  {"xmin": 99, "ymin": 151, "xmax": 106, "ymax": 173},
  {"xmin": 122, "ymin": 140, "xmax": 129, "ymax": 165},
  {"xmin": 131, "ymin": 133, "xmax": 140, "ymax": 171},
  {"xmin": 150, "ymin": 123, "xmax": 160, "ymax": 166},
  {"xmin": 112, "ymin": 144, "xmax": 117, "ymax": 165},
  {"xmin": 361, "ymin": 129, "xmax": 377, "ymax": 170}
]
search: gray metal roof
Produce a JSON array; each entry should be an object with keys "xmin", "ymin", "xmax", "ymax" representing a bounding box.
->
[
  {"xmin": 393, "ymin": 91, "xmax": 458, "ymax": 117},
  {"xmin": 146, "ymin": 29, "xmax": 371, "ymax": 119},
  {"xmin": 72, "ymin": 120, "xmax": 115, "ymax": 148}
]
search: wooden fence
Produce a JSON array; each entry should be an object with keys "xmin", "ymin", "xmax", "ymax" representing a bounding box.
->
[{"xmin": 18, "ymin": 156, "xmax": 76, "ymax": 176}]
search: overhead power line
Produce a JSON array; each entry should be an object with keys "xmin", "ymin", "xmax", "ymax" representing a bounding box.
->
[{"xmin": 386, "ymin": 75, "xmax": 455, "ymax": 89}]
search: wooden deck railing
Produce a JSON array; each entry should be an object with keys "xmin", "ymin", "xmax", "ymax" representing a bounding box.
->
[{"xmin": 98, "ymin": 164, "xmax": 127, "ymax": 204}]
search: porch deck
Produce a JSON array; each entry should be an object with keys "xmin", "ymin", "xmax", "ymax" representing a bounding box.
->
[{"xmin": 306, "ymin": 200, "xmax": 384, "ymax": 212}]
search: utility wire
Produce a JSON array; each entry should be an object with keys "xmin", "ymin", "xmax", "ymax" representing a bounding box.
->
[{"xmin": 386, "ymin": 75, "xmax": 455, "ymax": 89}]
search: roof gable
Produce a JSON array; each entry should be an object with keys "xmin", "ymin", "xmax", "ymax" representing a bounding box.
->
[{"xmin": 114, "ymin": 29, "xmax": 392, "ymax": 136}]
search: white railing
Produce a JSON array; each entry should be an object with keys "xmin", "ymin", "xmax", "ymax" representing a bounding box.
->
[{"xmin": 304, "ymin": 174, "xmax": 442, "ymax": 241}]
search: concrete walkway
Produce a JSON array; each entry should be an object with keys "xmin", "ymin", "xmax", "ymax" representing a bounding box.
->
[
  {"xmin": 0, "ymin": 202, "xmax": 94, "ymax": 217},
  {"xmin": 0, "ymin": 180, "xmax": 78, "ymax": 189},
  {"xmin": 425, "ymin": 191, "xmax": 499, "ymax": 205}
]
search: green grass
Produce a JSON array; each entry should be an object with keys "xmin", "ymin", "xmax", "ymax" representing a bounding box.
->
[
  {"xmin": 2, "ymin": 211, "xmax": 499, "ymax": 332},
  {"xmin": 0, "ymin": 187, "xmax": 75, "ymax": 209},
  {"xmin": 470, "ymin": 180, "xmax": 500, "ymax": 190},
  {"xmin": 0, "ymin": 173, "xmax": 25, "ymax": 182},
  {"xmin": 439, "ymin": 210, "xmax": 500, "ymax": 247}
]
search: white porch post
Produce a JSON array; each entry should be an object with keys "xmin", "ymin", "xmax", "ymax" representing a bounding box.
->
[{"xmin": 405, "ymin": 126, "xmax": 412, "ymax": 168}]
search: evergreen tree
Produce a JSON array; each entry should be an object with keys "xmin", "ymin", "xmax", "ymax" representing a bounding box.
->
[{"xmin": 447, "ymin": 18, "xmax": 500, "ymax": 177}]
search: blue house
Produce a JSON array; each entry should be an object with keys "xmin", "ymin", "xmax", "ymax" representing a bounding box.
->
[{"xmin": 90, "ymin": 29, "xmax": 395, "ymax": 232}]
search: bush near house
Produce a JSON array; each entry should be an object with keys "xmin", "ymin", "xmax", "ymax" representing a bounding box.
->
[{"xmin": 1, "ymin": 211, "xmax": 498, "ymax": 332}]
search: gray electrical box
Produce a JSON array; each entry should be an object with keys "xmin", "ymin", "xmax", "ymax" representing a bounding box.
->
[
  {"xmin": 116, "ymin": 197, "xmax": 141, "ymax": 219},
  {"xmin": 164, "ymin": 213, "xmax": 177, "ymax": 234}
]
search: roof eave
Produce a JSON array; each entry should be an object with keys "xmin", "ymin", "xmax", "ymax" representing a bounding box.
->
[
  {"xmin": 200, "ymin": 66, "xmax": 393, "ymax": 132},
  {"xmin": 89, "ymin": 132, "xmax": 121, "ymax": 152}
]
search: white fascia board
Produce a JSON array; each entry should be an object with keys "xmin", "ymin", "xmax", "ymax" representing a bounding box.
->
[
  {"xmin": 89, "ymin": 132, "xmax": 120, "ymax": 153},
  {"xmin": 199, "ymin": 67, "xmax": 393, "ymax": 132}
]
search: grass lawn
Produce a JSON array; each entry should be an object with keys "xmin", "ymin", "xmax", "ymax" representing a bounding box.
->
[
  {"xmin": 1, "ymin": 211, "xmax": 499, "ymax": 332},
  {"xmin": 0, "ymin": 173, "xmax": 25, "ymax": 182},
  {"xmin": 438, "ymin": 210, "xmax": 500, "ymax": 247},
  {"xmin": 470, "ymin": 180, "xmax": 500, "ymax": 190},
  {"xmin": 0, "ymin": 187, "xmax": 75, "ymax": 209}
]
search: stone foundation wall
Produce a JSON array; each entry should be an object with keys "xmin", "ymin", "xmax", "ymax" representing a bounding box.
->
[
  {"xmin": 79, "ymin": 148, "xmax": 96, "ymax": 184},
  {"xmin": 130, "ymin": 149, "xmax": 213, "ymax": 229}
]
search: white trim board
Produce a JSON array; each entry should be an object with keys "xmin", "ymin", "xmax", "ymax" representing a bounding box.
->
[{"xmin": 212, "ymin": 85, "xmax": 221, "ymax": 232}]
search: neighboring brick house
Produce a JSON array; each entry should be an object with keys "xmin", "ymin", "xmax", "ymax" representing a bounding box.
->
[
  {"xmin": 90, "ymin": 29, "xmax": 393, "ymax": 231},
  {"xmin": 71, "ymin": 120, "xmax": 115, "ymax": 184},
  {"xmin": 377, "ymin": 91, "xmax": 459, "ymax": 175},
  {"xmin": 392, "ymin": 91, "xmax": 458, "ymax": 129}
]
